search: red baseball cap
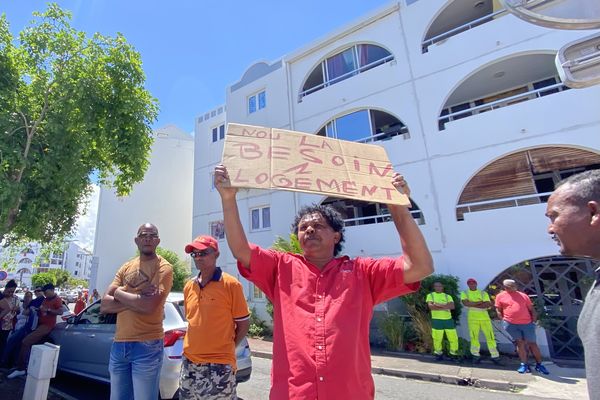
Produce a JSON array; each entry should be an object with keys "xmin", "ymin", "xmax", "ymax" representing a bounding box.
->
[
  {"xmin": 185, "ymin": 235, "xmax": 219, "ymax": 253},
  {"xmin": 467, "ymin": 278, "xmax": 477, "ymax": 284}
]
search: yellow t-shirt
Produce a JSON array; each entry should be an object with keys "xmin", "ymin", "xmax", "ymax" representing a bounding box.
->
[
  {"xmin": 112, "ymin": 256, "xmax": 173, "ymax": 342},
  {"xmin": 460, "ymin": 290, "xmax": 491, "ymax": 321},
  {"xmin": 426, "ymin": 292, "xmax": 453, "ymax": 320},
  {"xmin": 183, "ymin": 270, "xmax": 250, "ymax": 368}
]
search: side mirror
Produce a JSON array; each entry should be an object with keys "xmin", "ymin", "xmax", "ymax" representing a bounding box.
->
[{"xmin": 66, "ymin": 316, "xmax": 76, "ymax": 324}]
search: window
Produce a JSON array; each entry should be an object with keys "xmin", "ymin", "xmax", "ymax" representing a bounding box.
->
[
  {"xmin": 248, "ymin": 90, "xmax": 266, "ymax": 114},
  {"xmin": 250, "ymin": 206, "xmax": 271, "ymax": 231},
  {"xmin": 212, "ymin": 124, "xmax": 225, "ymax": 142},
  {"xmin": 210, "ymin": 172, "xmax": 216, "ymax": 191},
  {"xmin": 317, "ymin": 109, "xmax": 409, "ymax": 143},
  {"xmin": 210, "ymin": 220, "xmax": 225, "ymax": 239},
  {"xmin": 252, "ymin": 284, "xmax": 264, "ymax": 300},
  {"xmin": 300, "ymin": 44, "xmax": 393, "ymax": 99}
]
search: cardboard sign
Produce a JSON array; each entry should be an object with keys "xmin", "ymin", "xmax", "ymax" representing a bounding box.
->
[{"xmin": 221, "ymin": 123, "xmax": 410, "ymax": 206}]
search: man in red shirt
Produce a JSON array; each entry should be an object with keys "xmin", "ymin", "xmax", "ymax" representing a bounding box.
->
[
  {"xmin": 8, "ymin": 283, "xmax": 63, "ymax": 378},
  {"xmin": 214, "ymin": 164, "xmax": 433, "ymax": 399},
  {"xmin": 494, "ymin": 279, "xmax": 549, "ymax": 375}
]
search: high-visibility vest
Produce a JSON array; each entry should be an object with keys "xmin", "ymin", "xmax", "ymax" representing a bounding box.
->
[
  {"xmin": 426, "ymin": 292, "xmax": 453, "ymax": 320},
  {"xmin": 460, "ymin": 290, "xmax": 491, "ymax": 320}
]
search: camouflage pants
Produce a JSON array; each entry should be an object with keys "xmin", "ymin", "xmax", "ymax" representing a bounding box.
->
[{"xmin": 179, "ymin": 358, "xmax": 237, "ymax": 400}]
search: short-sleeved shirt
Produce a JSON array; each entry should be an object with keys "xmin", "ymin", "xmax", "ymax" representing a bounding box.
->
[
  {"xmin": 426, "ymin": 292, "xmax": 453, "ymax": 320},
  {"xmin": 183, "ymin": 268, "xmax": 250, "ymax": 368},
  {"xmin": 238, "ymin": 244, "xmax": 419, "ymax": 400},
  {"xmin": 112, "ymin": 255, "xmax": 173, "ymax": 342},
  {"xmin": 1, "ymin": 296, "xmax": 19, "ymax": 331},
  {"xmin": 38, "ymin": 295, "xmax": 63, "ymax": 329},
  {"xmin": 460, "ymin": 290, "xmax": 491, "ymax": 321},
  {"xmin": 494, "ymin": 290, "xmax": 533, "ymax": 324}
]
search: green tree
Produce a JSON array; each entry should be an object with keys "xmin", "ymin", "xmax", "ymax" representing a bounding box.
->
[
  {"xmin": 67, "ymin": 276, "xmax": 88, "ymax": 288},
  {"xmin": 31, "ymin": 271, "xmax": 56, "ymax": 288},
  {"xmin": 48, "ymin": 268, "xmax": 70, "ymax": 287},
  {"xmin": 0, "ymin": 4, "xmax": 158, "ymax": 243},
  {"xmin": 155, "ymin": 247, "xmax": 191, "ymax": 292}
]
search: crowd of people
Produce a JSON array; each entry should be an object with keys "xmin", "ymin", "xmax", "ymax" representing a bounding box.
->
[{"xmin": 0, "ymin": 166, "xmax": 597, "ymax": 400}]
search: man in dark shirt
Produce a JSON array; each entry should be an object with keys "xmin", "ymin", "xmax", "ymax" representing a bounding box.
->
[{"xmin": 546, "ymin": 170, "xmax": 600, "ymax": 399}]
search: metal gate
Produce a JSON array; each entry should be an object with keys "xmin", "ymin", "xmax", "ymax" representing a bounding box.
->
[{"xmin": 489, "ymin": 256, "xmax": 598, "ymax": 360}]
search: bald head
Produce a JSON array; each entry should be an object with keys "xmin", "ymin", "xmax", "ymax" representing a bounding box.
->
[
  {"xmin": 135, "ymin": 223, "xmax": 160, "ymax": 258},
  {"xmin": 137, "ymin": 223, "xmax": 158, "ymax": 236}
]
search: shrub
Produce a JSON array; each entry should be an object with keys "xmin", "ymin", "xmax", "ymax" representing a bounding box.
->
[{"xmin": 379, "ymin": 312, "xmax": 406, "ymax": 351}]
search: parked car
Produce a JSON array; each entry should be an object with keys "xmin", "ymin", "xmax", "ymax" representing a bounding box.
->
[{"xmin": 49, "ymin": 293, "xmax": 252, "ymax": 399}]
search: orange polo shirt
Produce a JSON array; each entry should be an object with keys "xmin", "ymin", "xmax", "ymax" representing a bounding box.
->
[{"xmin": 183, "ymin": 268, "xmax": 250, "ymax": 368}]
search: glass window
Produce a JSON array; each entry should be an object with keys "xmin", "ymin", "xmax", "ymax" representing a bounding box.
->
[
  {"xmin": 357, "ymin": 44, "xmax": 391, "ymax": 69},
  {"xmin": 303, "ymin": 65, "xmax": 324, "ymax": 94},
  {"xmin": 334, "ymin": 110, "xmax": 371, "ymax": 142},
  {"xmin": 258, "ymin": 91, "xmax": 266, "ymax": 110},
  {"xmin": 262, "ymin": 207, "xmax": 271, "ymax": 228},
  {"xmin": 248, "ymin": 95, "xmax": 257, "ymax": 114},
  {"xmin": 251, "ymin": 209, "xmax": 260, "ymax": 230},
  {"xmin": 210, "ymin": 221, "xmax": 225, "ymax": 239},
  {"xmin": 212, "ymin": 127, "xmax": 218, "ymax": 142},
  {"xmin": 326, "ymin": 47, "xmax": 357, "ymax": 84},
  {"xmin": 219, "ymin": 124, "xmax": 225, "ymax": 140},
  {"xmin": 77, "ymin": 303, "xmax": 115, "ymax": 325}
]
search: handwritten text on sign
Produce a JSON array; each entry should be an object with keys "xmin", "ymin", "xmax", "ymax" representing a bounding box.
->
[{"xmin": 221, "ymin": 123, "xmax": 410, "ymax": 206}]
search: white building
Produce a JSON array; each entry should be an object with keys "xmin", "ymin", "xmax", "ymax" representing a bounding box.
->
[
  {"xmin": 0, "ymin": 242, "xmax": 66, "ymax": 288},
  {"xmin": 193, "ymin": 1, "xmax": 600, "ymax": 361},
  {"xmin": 63, "ymin": 242, "xmax": 93, "ymax": 281},
  {"xmin": 92, "ymin": 125, "xmax": 194, "ymax": 293}
]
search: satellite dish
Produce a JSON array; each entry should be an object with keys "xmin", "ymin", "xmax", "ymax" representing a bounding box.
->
[
  {"xmin": 500, "ymin": 0, "xmax": 600, "ymax": 30},
  {"xmin": 556, "ymin": 32, "xmax": 600, "ymax": 88}
]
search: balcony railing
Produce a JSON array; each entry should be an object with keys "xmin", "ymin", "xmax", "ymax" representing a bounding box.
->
[
  {"xmin": 422, "ymin": 9, "xmax": 508, "ymax": 53},
  {"xmin": 356, "ymin": 125, "xmax": 410, "ymax": 143},
  {"xmin": 456, "ymin": 191, "xmax": 552, "ymax": 220},
  {"xmin": 299, "ymin": 55, "xmax": 395, "ymax": 101},
  {"xmin": 439, "ymin": 82, "xmax": 566, "ymax": 130},
  {"xmin": 344, "ymin": 210, "xmax": 425, "ymax": 227}
]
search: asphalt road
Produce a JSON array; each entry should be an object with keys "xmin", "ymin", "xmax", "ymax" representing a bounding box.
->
[{"xmin": 51, "ymin": 356, "xmax": 561, "ymax": 400}]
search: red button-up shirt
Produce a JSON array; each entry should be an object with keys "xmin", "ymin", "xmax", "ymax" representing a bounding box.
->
[{"xmin": 238, "ymin": 244, "xmax": 419, "ymax": 400}]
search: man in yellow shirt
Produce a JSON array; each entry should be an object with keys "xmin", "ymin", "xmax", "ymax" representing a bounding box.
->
[
  {"xmin": 100, "ymin": 223, "xmax": 173, "ymax": 400},
  {"xmin": 460, "ymin": 278, "xmax": 500, "ymax": 364},
  {"xmin": 426, "ymin": 281, "xmax": 459, "ymax": 361},
  {"xmin": 180, "ymin": 235, "xmax": 250, "ymax": 400}
]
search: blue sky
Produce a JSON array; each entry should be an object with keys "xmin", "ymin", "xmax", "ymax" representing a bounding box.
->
[{"xmin": 3, "ymin": 0, "xmax": 390, "ymax": 133}]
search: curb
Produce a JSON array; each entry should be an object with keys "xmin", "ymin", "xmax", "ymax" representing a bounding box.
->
[{"xmin": 251, "ymin": 350, "xmax": 526, "ymax": 393}]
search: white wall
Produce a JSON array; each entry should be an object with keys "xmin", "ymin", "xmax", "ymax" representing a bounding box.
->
[{"xmin": 93, "ymin": 125, "xmax": 194, "ymax": 293}]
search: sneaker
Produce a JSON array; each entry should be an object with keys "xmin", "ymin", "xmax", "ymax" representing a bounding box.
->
[
  {"xmin": 7, "ymin": 369, "xmax": 26, "ymax": 379},
  {"xmin": 435, "ymin": 354, "xmax": 444, "ymax": 361},
  {"xmin": 535, "ymin": 363, "xmax": 550, "ymax": 375},
  {"xmin": 517, "ymin": 363, "xmax": 531, "ymax": 374}
]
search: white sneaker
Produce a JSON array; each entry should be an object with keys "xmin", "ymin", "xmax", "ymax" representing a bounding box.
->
[{"xmin": 7, "ymin": 369, "xmax": 26, "ymax": 379}]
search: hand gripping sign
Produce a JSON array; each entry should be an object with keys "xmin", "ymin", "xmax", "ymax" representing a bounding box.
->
[{"xmin": 221, "ymin": 123, "xmax": 410, "ymax": 206}]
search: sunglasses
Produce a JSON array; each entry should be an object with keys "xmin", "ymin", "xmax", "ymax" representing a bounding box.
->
[{"xmin": 190, "ymin": 248, "xmax": 215, "ymax": 258}]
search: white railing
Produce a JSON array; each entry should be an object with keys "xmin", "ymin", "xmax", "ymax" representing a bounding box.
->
[
  {"xmin": 439, "ymin": 82, "xmax": 566, "ymax": 129},
  {"xmin": 298, "ymin": 55, "xmax": 394, "ymax": 100},
  {"xmin": 422, "ymin": 9, "xmax": 508, "ymax": 53},
  {"xmin": 356, "ymin": 126, "xmax": 409, "ymax": 143},
  {"xmin": 344, "ymin": 210, "xmax": 425, "ymax": 226},
  {"xmin": 457, "ymin": 191, "xmax": 553, "ymax": 219}
]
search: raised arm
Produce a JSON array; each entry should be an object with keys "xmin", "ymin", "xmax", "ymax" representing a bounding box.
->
[
  {"xmin": 215, "ymin": 164, "xmax": 252, "ymax": 268},
  {"xmin": 388, "ymin": 173, "xmax": 434, "ymax": 284}
]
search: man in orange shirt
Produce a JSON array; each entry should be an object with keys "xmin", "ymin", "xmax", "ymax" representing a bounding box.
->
[
  {"xmin": 100, "ymin": 223, "xmax": 173, "ymax": 400},
  {"xmin": 180, "ymin": 235, "xmax": 250, "ymax": 400},
  {"xmin": 495, "ymin": 279, "xmax": 548, "ymax": 375}
]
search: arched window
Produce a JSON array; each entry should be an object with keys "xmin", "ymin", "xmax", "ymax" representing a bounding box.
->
[
  {"xmin": 18, "ymin": 258, "xmax": 33, "ymax": 264},
  {"xmin": 439, "ymin": 53, "xmax": 569, "ymax": 130},
  {"xmin": 456, "ymin": 147, "xmax": 600, "ymax": 220},
  {"xmin": 300, "ymin": 44, "xmax": 394, "ymax": 100},
  {"xmin": 322, "ymin": 197, "xmax": 425, "ymax": 226},
  {"xmin": 316, "ymin": 109, "xmax": 409, "ymax": 143}
]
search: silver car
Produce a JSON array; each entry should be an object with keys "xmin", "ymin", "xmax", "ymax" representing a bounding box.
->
[{"xmin": 49, "ymin": 292, "xmax": 252, "ymax": 399}]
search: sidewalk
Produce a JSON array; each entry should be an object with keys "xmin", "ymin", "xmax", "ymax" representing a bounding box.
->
[{"xmin": 247, "ymin": 338, "xmax": 588, "ymax": 399}]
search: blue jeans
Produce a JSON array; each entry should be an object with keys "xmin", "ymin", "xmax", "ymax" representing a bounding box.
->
[
  {"xmin": 109, "ymin": 339, "xmax": 164, "ymax": 400},
  {"xmin": 1, "ymin": 326, "xmax": 30, "ymax": 366}
]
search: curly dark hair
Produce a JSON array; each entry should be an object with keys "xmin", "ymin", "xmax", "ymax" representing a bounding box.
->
[{"xmin": 291, "ymin": 204, "xmax": 345, "ymax": 256}]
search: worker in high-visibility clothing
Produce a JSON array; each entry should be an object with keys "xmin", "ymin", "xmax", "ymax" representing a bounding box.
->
[
  {"xmin": 460, "ymin": 278, "xmax": 501, "ymax": 364},
  {"xmin": 426, "ymin": 281, "xmax": 459, "ymax": 361}
]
